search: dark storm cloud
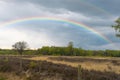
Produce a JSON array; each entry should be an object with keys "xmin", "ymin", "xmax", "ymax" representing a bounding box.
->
[
  {"xmin": 4, "ymin": 0, "xmax": 114, "ymax": 18},
  {"xmin": 86, "ymin": 0, "xmax": 120, "ymax": 16},
  {"xmin": 6, "ymin": 0, "xmax": 118, "ymax": 26}
]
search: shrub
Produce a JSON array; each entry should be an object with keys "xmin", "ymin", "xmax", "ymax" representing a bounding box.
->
[
  {"xmin": 0, "ymin": 64, "xmax": 11, "ymax": 72},
  {"xmin": 0, "ymin": 77, "xmax": 7, "ymax": 80},
  {"xmin": 29, "ymin": 61, "xmax": 37, "ymax": 69}
]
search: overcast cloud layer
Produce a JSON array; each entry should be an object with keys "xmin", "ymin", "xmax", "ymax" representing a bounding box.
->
[{"xmin": 0, "ymin": 0, "xmax": 120, "ymax": 50}]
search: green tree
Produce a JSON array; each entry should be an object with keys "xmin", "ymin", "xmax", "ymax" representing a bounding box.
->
[
  {"xmin": 12, "ymin": 41, "xmax": 28, "ymax": 71},
  {"xmin": 66, "ymin": 42, "xmax": 74, "ymax": 55},
  {"xmin": 112, "ymin": 17, "xmax": 120, "ymax": 37},
  {"xmin": 40, "ymin": 46, "xmax": 50, "ymax": 55}
]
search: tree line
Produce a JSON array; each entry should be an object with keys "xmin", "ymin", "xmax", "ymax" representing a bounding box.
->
[
  {"xmin": 36, "ymin": 45, "xmax": 120, "ymax": 57},
  {"xmin": 0, "ymin": 41, "xmax": 120, "ymax": 57}
]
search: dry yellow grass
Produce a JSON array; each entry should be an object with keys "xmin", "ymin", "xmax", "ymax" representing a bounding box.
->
[
  {"xmin": 0, "ymin": 72, "xmax": 23, "ymax": 80},
  {"xmin": 25, "ymin": 56, "xmax": 120, "ymax": 74}
]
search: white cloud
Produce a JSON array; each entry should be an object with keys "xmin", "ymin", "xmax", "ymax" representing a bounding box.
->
[
  {"xmin": 0, "ymin": 27, "xmax": 60, "ymax": 49},
  {"xmin": 0, "ymin": 28, "xmax": 28, "ymax": 48}
]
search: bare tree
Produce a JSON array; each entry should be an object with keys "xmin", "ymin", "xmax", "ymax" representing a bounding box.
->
[
  {"xmin": 12, "ymin": 41, "xmax": 28, "ymax": 55},
  {"xmin": 12, "ymin": 41, "xmax": 28, "ymax": 71}
]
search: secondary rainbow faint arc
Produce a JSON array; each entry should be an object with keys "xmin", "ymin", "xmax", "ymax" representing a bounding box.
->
[
  {"xmin": 0, "ymin": 16, "xmax": 112, "ymax": 43},
  {"xmin": 80, "ymin": 0, "xmax": 112, "ymax": 17}
]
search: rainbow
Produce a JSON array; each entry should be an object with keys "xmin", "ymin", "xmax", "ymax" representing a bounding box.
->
[
  {"xmin": 81, "ymin": 0, "xmax": 112, "ymax": 16},
  {"xmin": 0, "ymin": 16, "xmax": 111, "ymax": 43}
]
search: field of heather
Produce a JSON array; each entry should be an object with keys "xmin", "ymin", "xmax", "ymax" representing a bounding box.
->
[
  {"xmin": 0, "ymin": 56, "xmax": 120, "ymax": 80},
  {"xmin": 27, "ymin": 56, "xmax": 120, "ymax": 74}
]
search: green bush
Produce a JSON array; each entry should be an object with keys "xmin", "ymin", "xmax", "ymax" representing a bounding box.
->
[
  {"xmin": 0, "ymin": 77, "xmax": 7, "ymax": 80},
  {"xmin": 29, "ymin": 61, "xmax": 37, "ymax": 69}
]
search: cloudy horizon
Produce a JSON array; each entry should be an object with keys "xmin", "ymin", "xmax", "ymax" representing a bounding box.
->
[{"xmin": 0, "ymin": 0, "xmax": 120, "ymax": 50}]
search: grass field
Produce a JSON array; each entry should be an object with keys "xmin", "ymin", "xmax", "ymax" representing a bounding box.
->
[{"xmin": 26, "ymin": 56, "xmax": 120, "ymax": 74}]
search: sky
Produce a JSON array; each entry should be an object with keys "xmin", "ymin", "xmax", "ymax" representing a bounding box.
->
[{"xmin": 0, "ymin": 0, "xmax": 120, "ymax": 50}]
